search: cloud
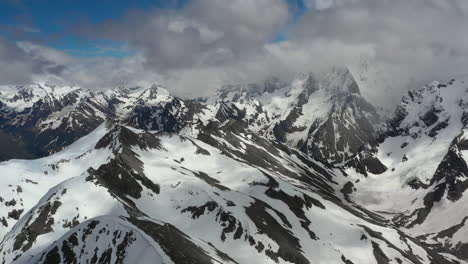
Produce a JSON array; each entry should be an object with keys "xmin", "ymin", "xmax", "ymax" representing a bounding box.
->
[
  {"xmin": 22, "ymin": 0, "xmax": 289, "ymax": 96},
  {"xmin": 0, "ymin": 36, "xmax": 68, "ymax": 84},
  {"xmin": 71, "ymin": 0, "xmax": 468, "ymax": 103},
  {"xmin": 0, "ymin": 40, "xmax": 153, "ymax": 90},
  {"xmin": 3, "ymin": 0, "xmax": 468, "ymax": 110},
  {"xmin": 77, "ymin": 0, "xmax": 290, "ymax": 72},
  {"xmin": 279, "ymin": 0, "xmax": 468, "ymax": 104}
]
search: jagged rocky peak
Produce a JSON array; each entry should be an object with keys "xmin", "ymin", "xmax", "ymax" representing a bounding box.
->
[
  {"xmin": 264, "ymin": 67, "xmax": 379, "ymax": 164},
  {"xmin": 290, "ymin": 67, "xmax": 360, "ymax": 98},
  {"xmin": 135, "ymin": 84, "xmax": 172, "ymax": 104},
  {"xmin": 278, "ymin": 67, "xmax": 369, "ymax": 113},
  {"xmin": 342, "ymin": 76, "xmax": 468, "ymax": 258},
  {"xmin": 349, "ymin": 78, "xmax": 468, "ymax": 178},
  {"xmin": 320, "ymin": 66, "xmax": 361, "ymax": 94},
  {"xmin": 0, "ymin": 83, "xmax": 82, "ymax": 112},
  {"xmin": 217, "ymin": 83, "xmax": 263, "ymax": 101},
  {"xmin": 95, "ymin": 123, "xmax": 163, "ymax": 152},
  {"xmin": 0, "ymin": 82, "xmax": 207, "ymax": 160},
  {"xmin": 4, "ymin": 73, "xmax": 468, "ymax": 263},
  {"xmin": 286, "ymin": 72, "xmax": 318, "ymax": 106},
  {"xmin": 0, "ymin": 69, "xmax": 381, "ymax": 165},
  {"xmin": 107, "ymin": 83, "xmax": 171, "ymax": 103},
  {"xmin": 207, "ymin": 67, "xmax": 365, "ymax": 110},
  {"xmin": 215, "ymin": 76, "xmax": 288, "ymax": 103},
  {"xmin": 2, "ymin": 111, "xmax": 462, "ymax": 264},
  {"xmin": 200, "ymin": 66, "xmax": 381, "ymax": 164},
  {"xmin": 0, "ymin": 83, "xmax": 183, "ymax": 158},
  {"xmin": 382, "ymin": 79, "xmax": 461, "ymax": 139}
]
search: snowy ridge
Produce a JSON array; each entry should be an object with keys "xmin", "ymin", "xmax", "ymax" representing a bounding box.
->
[
  {"xmin": 0, "ymin": 120, "xmax": 462, "ymax": 263},
  {"xmin": 206, "ymin": 67, "xmax": 380, "ymax": 164},
  {"xmin": 345, "ymin": 77, "xmax": 468, "ymax": 259},
  {"xmin": 2, "ymin": 71, "xmax": 468, "ymax": 263},
  {"xmin": 0, "ymin": 83, "xmax": 202, "ymax": 159},
  {"xmin": 0, "ymin": 69, "xmax": 379, "ymax": 165},
  {"xmin": 0, "ymin": 84, "xmax": 82, "ymax": 112},
  {"xmin": 0, "ymin": 124, "xmax": 111, "ymax": 239}
]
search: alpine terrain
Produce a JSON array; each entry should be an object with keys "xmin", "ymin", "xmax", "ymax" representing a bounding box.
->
[{"xmin": 1, "ymin": 69, "xmax": 468, "ymax": 264}]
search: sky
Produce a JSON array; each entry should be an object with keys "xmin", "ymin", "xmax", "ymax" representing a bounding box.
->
[{"xmin": 1, "ymin": 0, "xmax": 468, "ymax": 105}]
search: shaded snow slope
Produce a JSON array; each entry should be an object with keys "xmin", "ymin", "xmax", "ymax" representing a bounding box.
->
[
  {"xmin": 0, "ymin": 68, "xmax": 380, "ymax": 165},
  {"xmin": 345, "ymin": 77, "xmax": 468, "ymax": 259},
  {"xmin": 1, "ymin": 121, "xmax": 460, "ymax": 263},
  {"xmin": 0, "ymin": 83, "xmax": 209, "ymax": 160},
  {"xmin": 3, "ymin": 70, "xmax": 468, "ymax": 263},
  {"xmin": 0, "ymin": 124, "xmax": 110, "ymax": 240},
  {"xmin": 206, "ymin": 67, "xmax": 380, "ymax": 164}
]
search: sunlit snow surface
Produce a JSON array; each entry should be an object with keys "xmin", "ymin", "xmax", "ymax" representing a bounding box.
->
[
  {"xmin": 346, "ymin": 78, "xmax": 468, "ymax": 249},
  {"xmin": 1, "ymin": 76, "xmax": 468, "ymax": 263},
  {"xmin": 0, "ymin": 120, "xmax": 461, "ymax": 263}
]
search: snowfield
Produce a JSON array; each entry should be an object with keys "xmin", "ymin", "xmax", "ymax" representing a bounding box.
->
[{"xmin": 1, "ymin": 72, "xmax": 468, "ymax": 263}]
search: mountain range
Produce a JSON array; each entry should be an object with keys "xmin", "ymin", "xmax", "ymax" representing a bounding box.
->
[{"xmin": 1, "ymin": 68, "xmax": 468, "ymax": 264}]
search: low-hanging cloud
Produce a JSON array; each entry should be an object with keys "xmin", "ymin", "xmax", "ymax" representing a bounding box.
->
[
  {"xmin": 3, "ymin": 0, "xmax": 468, "ymax": 110},
  {"xmin": 284, "ymin": 0, "xmax": 468, "ymax": 108},
  {"xmin": 0, "ymin": 36, "xmax": 68, "ymax": 84},
  {"xmin": 77, "ymin": 0, "xmax": 290, "ymax": 72}
]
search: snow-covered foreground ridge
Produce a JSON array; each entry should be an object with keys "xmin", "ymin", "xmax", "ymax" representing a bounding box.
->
[
  {"xmin": 2, "ymin": 71, "xmax": 468, "ymax": 263},
  {"xmin": 0, "ymin": 119, "xmax": 462, "ymax": 264}
]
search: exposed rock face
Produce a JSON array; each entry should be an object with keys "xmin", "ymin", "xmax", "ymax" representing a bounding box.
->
[
  {"xmin": 0, "ymin": 68, "xmax": 379, "ymax": 166},
  {"xmin": 0, "ymin": 121, "xmax": 461, "ymax": 264},
  {"xmin": 0, "ymin": 69, "xmax": 379, "ymax": 165},
  {"xmin": 206, "ymin": 68, "xmax": 380, "ymax": 164},
  {"xmin": 0, "ymin": 84, "xmax": 114, "ymax": 159},
  {"xmin": 3, "ymin": 73, "xmax": 468, "ymax": 263},
  {"xmin": 0, "ymin": 84, "xmax": 210, "ymax": 160},
  {"xmin": 344, "ymin": 78, "xmax": 468, "ymax": 259}
]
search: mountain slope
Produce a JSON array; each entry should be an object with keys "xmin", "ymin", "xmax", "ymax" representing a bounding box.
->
[
  {"xmin": 1, "ymin": 119, "xmax": 461, "ymax": 263},
  {"xmin": 3, "ymin": 72, "xmax": 468, "ymax": 263},
  {"xmin": 0, "ymin": 68, "xmax": 379, "ymax": 166},
  {"xmin": 0, "ymin": 84, "xmax": 113, "ymax": 159},
  {"xmin": 0, "ymin": 83, "xmax": 209, "ymax": 160},
  {"xmin": 207, "ymin": 68, "xmax": 380, "ymax": 164},
  {"xmin": 345, "ymin": 77, "xmax": 468, "ymax": 259}
]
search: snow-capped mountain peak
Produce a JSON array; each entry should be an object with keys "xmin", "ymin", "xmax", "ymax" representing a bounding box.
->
[
  {"xmin": 344, "ymin": 76, "xmax": 468, "ymax": 258},
  {"xmin": 3, "ymin": 70, "xmax": 468, "ymax": 263}
]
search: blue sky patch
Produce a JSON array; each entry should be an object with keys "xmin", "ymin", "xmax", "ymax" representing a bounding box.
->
[{"xmin": 0, "ymin": 0, "xmax": 308, "ymax": 58}]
